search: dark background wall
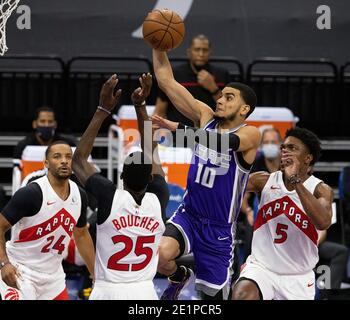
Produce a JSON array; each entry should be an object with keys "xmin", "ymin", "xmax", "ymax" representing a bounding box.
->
[
  {"xmin": 1, "ymin": 0, "xmax": 349, "ymax": 138},
  {"xmin": 6, "ymin": 0, "xmax": 349, "ymax": 66}
]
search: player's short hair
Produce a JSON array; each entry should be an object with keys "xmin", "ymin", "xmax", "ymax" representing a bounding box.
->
[
  {"xmin": 45, "ymin": 140, "xmax": 72, "ymax": 159},
  {"xmin": 34, "ymin": 105, "xmax": 55, "ymax": 120},
  {"xmin": 285, "ymin": 127, "xmax": 322, "ymax": 165},
  {"xmin": 190, "ymin": 34, "xmax": 210, "ymax": 47},
  {"xmin": 225, "ymin": 82, "xmax": 257, "ymax": 119},
  {"xmin": 122, "ymin": 152, "xmax": 152, "ymax": 191}
]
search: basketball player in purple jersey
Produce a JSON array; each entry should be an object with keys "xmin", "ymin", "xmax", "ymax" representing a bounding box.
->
[{"xmin": 152, "ymin": 49, "xmax": 261, "ymax": 300}]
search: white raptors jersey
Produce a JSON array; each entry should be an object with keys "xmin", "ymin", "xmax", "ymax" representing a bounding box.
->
[
  {"xmin": 6, "ymin": 176, "xmax": 82, "ymax": 273},
  {"xmin": 251, "ymin": 171, "xmax": 322, "ymax": 275},
  {"xmin": 94, "ymin": 190, "xmax": 165, "ymax": 284}
]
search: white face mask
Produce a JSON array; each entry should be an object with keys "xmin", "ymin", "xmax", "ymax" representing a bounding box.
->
[{"xmin": 261, "ymin": 143, "xmax": 280, "ymax": 160}]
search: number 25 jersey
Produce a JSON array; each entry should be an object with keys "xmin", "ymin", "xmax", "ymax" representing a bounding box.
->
[{"xmin": 94, "ymin": 190, "xmax": 165, "ymax": 283}]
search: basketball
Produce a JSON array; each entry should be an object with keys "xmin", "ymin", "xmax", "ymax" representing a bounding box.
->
[{"xmin": 142, "ymin": 9, "xmax": 185, "ymax": 51}]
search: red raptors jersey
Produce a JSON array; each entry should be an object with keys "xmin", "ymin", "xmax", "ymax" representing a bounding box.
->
[
  {"xmin": 6, "ymin": 176, "xmax": 82, "ymax": 273},
  {"xmin": 251, "ymin": 171, "xmax": 322, "ymax": 274}
]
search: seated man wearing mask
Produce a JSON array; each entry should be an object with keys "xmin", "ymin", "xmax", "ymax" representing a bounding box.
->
[{"xmin": 13, "ymin": 106, "xmax": 77, "ymax": 162}]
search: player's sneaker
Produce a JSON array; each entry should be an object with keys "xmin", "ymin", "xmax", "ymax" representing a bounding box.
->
[{"xmin": 160, "ymin": 267, "xmax": 193, "ymax": 300}]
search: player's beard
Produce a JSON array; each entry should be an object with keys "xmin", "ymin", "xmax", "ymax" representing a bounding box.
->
[
  {"xmin": 214, "ymin": 110, "xmax": 238, "ymax": 123},
  {"xmin": 53, "ymin": 167, "xmax": 72, "ymax": 180}
]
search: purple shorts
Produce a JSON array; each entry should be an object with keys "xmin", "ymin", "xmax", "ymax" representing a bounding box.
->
[{"xmin": 168, "ymin": 205, "xmax": 235, "ymax": 297}]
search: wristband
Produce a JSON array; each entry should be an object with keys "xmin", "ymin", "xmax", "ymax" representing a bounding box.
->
[
  {"xmin": 134, "ymin": 101, "xmax": 146, "ymax": 107},
  {"xmin": 97, "ymin": 106, "xmax": 111, "ymax": 115}
]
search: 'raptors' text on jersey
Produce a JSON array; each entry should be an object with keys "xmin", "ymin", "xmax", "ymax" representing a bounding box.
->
[
  {"xmin": 183, "ymin": 119, "xmax": 252, "ymax": 224},
  {"xmin": 252, "ymin": 171, "xmax": 322, "ymax": 274}
]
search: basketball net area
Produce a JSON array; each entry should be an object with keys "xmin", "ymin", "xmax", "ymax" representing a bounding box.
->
[{"xmin": 0, "ymin": 0, "xmax": 20, "ymax": 56}]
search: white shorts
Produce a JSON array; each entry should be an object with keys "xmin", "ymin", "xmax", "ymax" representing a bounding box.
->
[
  {"xmin": 89, "ymin": 280, "xmax": 158, "ymax": 300},
  {"xmin": 0, "ymin": 260, "xmax": 66, "ymax": 300},
  {"xmin": 238, "ymin": 256, "xmax": 315, "ymax": 300}
]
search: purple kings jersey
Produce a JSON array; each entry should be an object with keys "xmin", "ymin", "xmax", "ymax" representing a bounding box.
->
[{"xmin": 183, "ymin": 119, "xmax": 252, "ymax": 224}]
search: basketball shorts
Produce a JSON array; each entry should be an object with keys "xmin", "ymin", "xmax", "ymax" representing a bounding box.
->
[
  {"xmin": 238, "ymin": 255, "xmax": 316, "ymax": 300},
  {"xmin": 0, "ymin": 259, "xmax": 67, "ymax": 300},
  {"xmin": 167, "ymin": 205, "xmax": 234, "ymax": 299},
  {"xmin": 89, "ymin": 279, "xmax": 158, "ymax": 300}
]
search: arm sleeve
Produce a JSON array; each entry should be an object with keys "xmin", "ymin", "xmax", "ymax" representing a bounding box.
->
[
  {"xmin": 178, "ymin": 123, "xmax": 240, "ymax": 151},
  {"xmin": 147, "ymin": 174, "xmax": 169, "ymax": 222},
  {"xmin": 1, "ymin": 183, "xmax": 42, "ymax": 225},
  {"xmin": 85, "ymin": 173, "xmax": 116, "ymax": 225},
  {"xmin": 76, "ymin": 187, "xmax": 88, "ymax": 228}
]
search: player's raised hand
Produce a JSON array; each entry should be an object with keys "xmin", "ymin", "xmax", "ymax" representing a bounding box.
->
[
  {"xmin": 281, "ymin": 150, "xmax": 301, "ymax": 182},
  {"xmin": 131, "ymin": 73, "xmax": 153, "ymax": 106},
  {"xmin": 99, "ymin": 74, "xmax": 122, "ymax": 113},
  {"xmin": 151, "ymin": 115, "xmax": 179, "ymax": 132},
  {"xmin": 1, "ymin": 263, "xmax": 20, "ymax": 289}
]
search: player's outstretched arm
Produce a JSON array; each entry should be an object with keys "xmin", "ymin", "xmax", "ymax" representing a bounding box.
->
[
  {"xmin": 152, "ymin": 49, "xmax": 213, "ymax": 127},
  {"xmin": 73, "ymin": 74, "xmax": 122, "ymax": 185},
  {"xmin": 151, "ymin": 116, "xmax": 262, "ymax": 152},
  {"xmin": 132, "ymin": 73, "xmax": 164, "ymax": 177}
]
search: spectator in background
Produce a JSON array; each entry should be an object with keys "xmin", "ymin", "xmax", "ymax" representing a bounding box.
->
[
  {"xmin": 154, "ymin": 34, "xmax": 230, "ymax": 130},
  {"xmin": 240, "ymin": 127, "xmax": 282, "ymax": 257},
  {"xmin": 13, "ymin": 106, "xmax": 77, "ymax": 161}
]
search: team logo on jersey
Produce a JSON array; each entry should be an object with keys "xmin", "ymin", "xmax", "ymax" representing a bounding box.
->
[
  {"xmin": 194, "ymin": 144, "xmax": 231, "ymax": 168},
  {"xmin": 15, "ymin": 208, "xmax": 76, "ymax": 243},
  {"xmin": 254, "ymin": 195, "xmax": 318, "ymax": 245},
  {"xmin": 4, "ymin": 288, "xmax": 20, "ymax": 300}
]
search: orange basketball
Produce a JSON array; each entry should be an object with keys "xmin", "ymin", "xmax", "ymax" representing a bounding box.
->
[{"xmin": 142, "ymin": 9, "xmax": 185, "ymax": 51}]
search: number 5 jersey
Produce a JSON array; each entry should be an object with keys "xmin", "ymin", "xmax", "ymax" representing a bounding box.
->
[{"xmin": 251, "ymin": 170, "xmax": 322, "ymax": 274}]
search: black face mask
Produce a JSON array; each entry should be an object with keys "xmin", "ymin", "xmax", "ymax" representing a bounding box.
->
[{"xmin": 36, "ymin": 126, "xmax": 55, "ymax": 141}]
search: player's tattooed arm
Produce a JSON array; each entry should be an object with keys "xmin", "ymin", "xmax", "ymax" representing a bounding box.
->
[
  {"xmin": 0, "ymin": 214, "xmax": 20, "ymax": 289},
  {"xmin": 73, "ymin": 74, "xmax": 122, "ymax": 185}
]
